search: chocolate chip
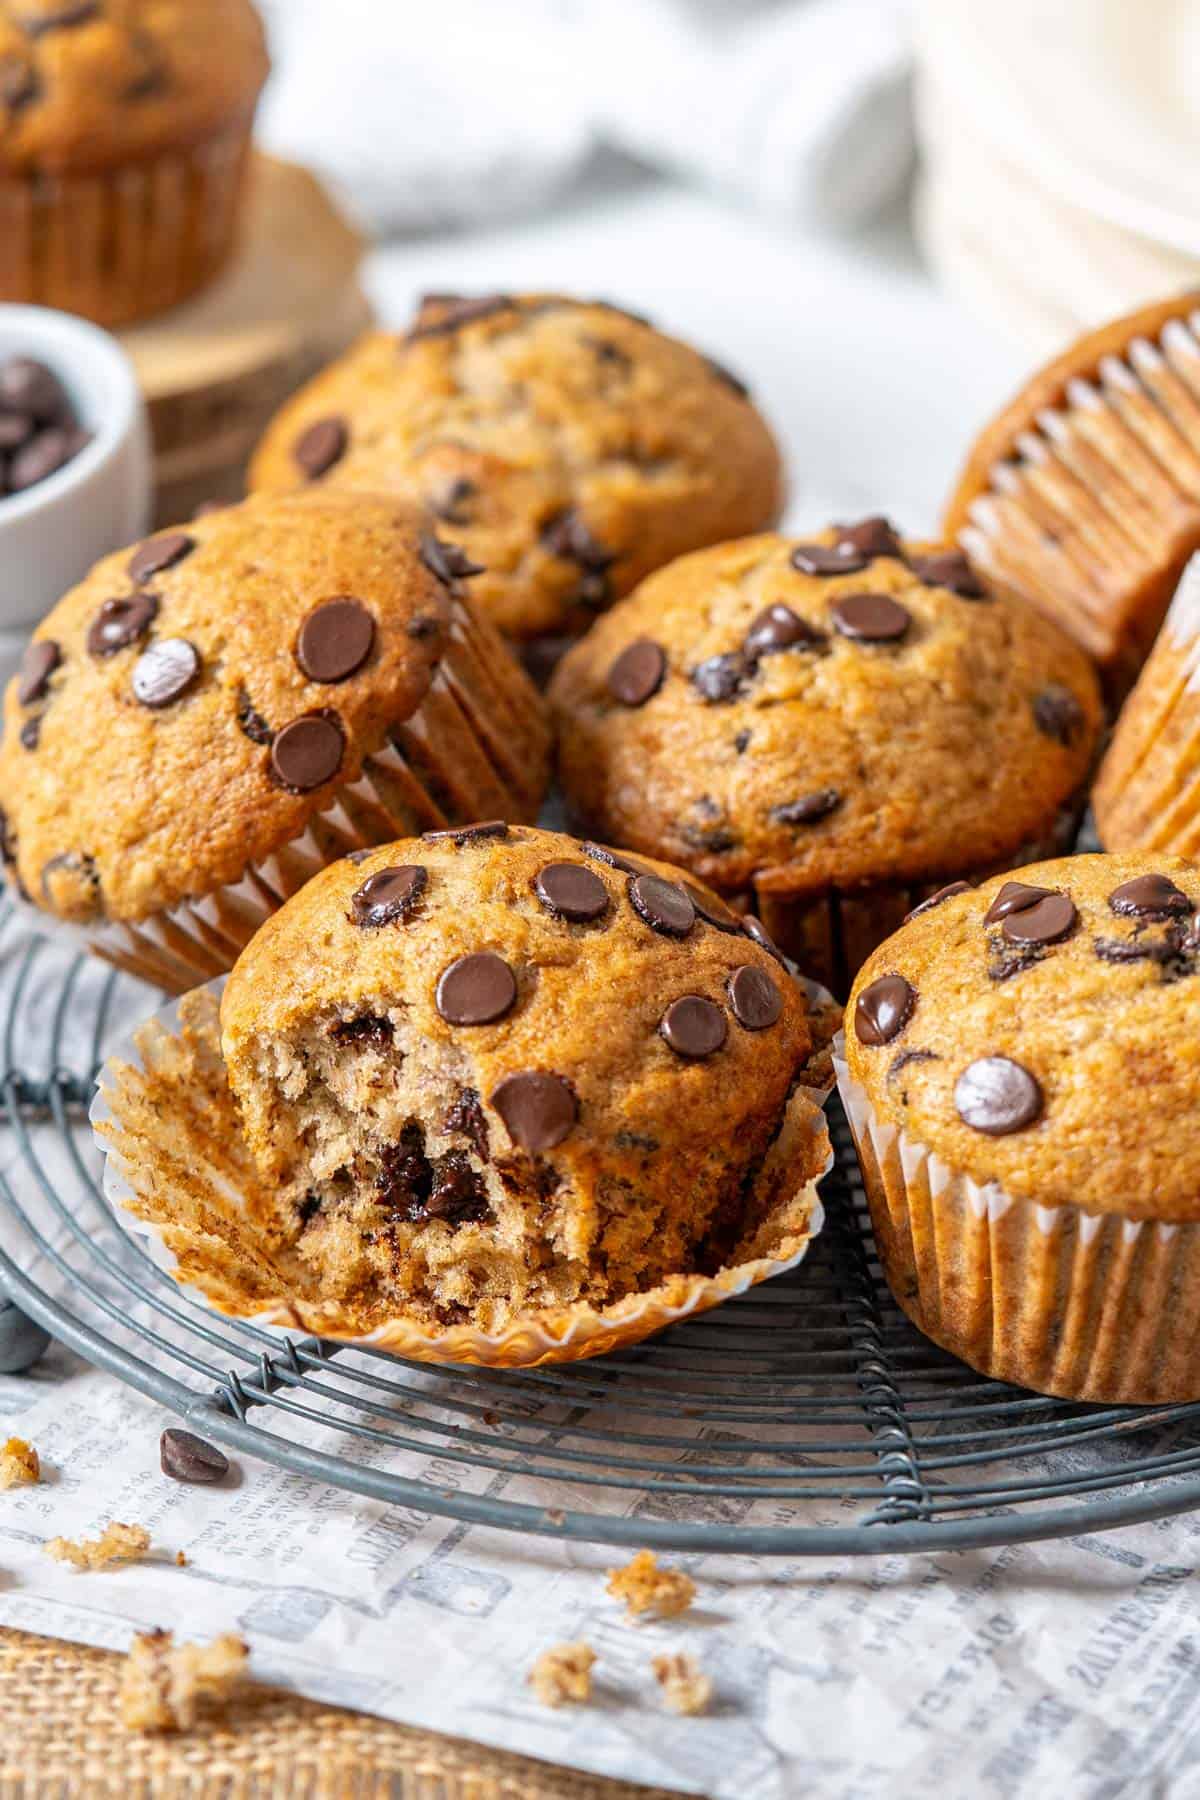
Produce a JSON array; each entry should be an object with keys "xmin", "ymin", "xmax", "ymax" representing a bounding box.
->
[
  {"xmin": 419, "ymin": 531, "xmax": 484, "ymax": 588},
  {"xmin": 854, "ymin": 975, "xmax": 915, "ymax": 1046},
  {"xmin": 436, "ymin": 952, "xmax": 517, "ymax": 1026},
  {"xmin": 0, "ymin": 54, "xmax": 37, "ymax": 109},
  {"xmin": 835, "ymin": 516, "xmax": 903, "ymax": 561},
  {"xmin": 728, "ymin": 965, "xmax": 783, "ymax": 1030},
  {"xmin": 132, "ymin": 638, "xmax": 200, "ymax": 708},
  {"xmin": 293, "ymin": 415, "xmax": 347, "ymax": 479},
  {"xmin": 269, "ymin": 712, "xmax": 344, "ymax": 790},
  {"xmin": 429, "ymin": 475, "xmax": 476, "ymax": 524},
  {"xmin": 1001, "ymin": 893, "xmax": 1077, "ymax": 947},
  {"xmin": 0, "ymin": 356, "xmax": 68, "ymax": 422},
  {"xmin": 983, "ymin": 881, "xmax": 1057, "ymax": 925},
  {"xmin": 742, "ymin": 915, "xmax": 788, "ymax": 966},
  {"xmin": 17, "ymin": 638, "xmax": 59, "ymax": 704},
  {"xmin": 86, "ymin": 593, "xmax": 158, "ymax": 657},
  {"xmin": 127, "ymin": 531, "xmax": 193, "ymax": 585},
  {"xmin": 684, "ymin": 883, "xmax": 742, "ymax": 932},
  {"xmin": 580, "ymin": 841, "xmax": 657, "ymax": 878},
  {"xmin": 18, "ymin": 2, "xmax": 98, "ymax": 34},
  {"xmin": 692, "ymin": 652, "xmax": 750, "ymax": 703},
  {"xmin": 425, "ymin": 1152, "xmax": 490, "ymax": 1224},
  {"xmin": 328, "ymin": 1014, "xmax": 394, "ymax": 1050},
  {"xmin": 954, "ymin": 1057, "xmax": 1043, "ymax": 1134},
  {"xmin": 904, "ymin": 881, "xmax": 971, "ymax": 923},
  {"xmin": 910, "ymin": 550, "xmax": 985, "ymax": 598},
  {"xmin": 8, "ymin": 426, "xmax": 76, "ymax": 491},
  {"xmin": 791, "ymin": 543, "xmax": 869, "ymax": 576},
  {"xmin": 629, "ymin": 873, "xmax": 695, "ymax": 937},
  {"xmin": 1033, "ymin": 685, "xmax": 1085, "ymax": 746},
  {"xmin": 491, "ymin": 1071, "xmax": 577, "ymax": 1151},
  {"xmin": 235, "ymin": 689, "xmax": 273, "ymax": 744},
  {"xmin": 1109, "ymin": 874, "xmax": 1192, "ymax": 919},
  {"xmin": 831, "ymin": 592, "xmax": 911, "ymax": 643},
  {"xmin": 734, "ymin": 729, "xmax": 751, "ymax": 754},
  {"xmin": 660, "ymin": 995, "xmax": 728, "ymax": 1059},
  {"xmin": 19, "ymin": 715, "xmax": 39, "ymax": 750},
  {"xmin": 350, "ymin": 863, "xmax": 427, "ymax": 926},
  {"xmin": 607, "ymin": 639, "xmax": 666, "ymax": 707},
  {"xmin": 535, "ymin": 861, "xmax": 609, "ymax": 922},
  {"xmin": 771, "ymin": 790, "xmax": 841, "ymax": 827},
  {"xmin": 295, "ymin": 597, "xmax": 375, "ymax": 683},
  {"xmin": 160, "ymin": 1428, "xmax": 229, "ymax": 1485},
  {"xmin": 705, "ymin": 356, "xmax": 750, "ymax": 399},
  {"xmin": 987, "ymin": 941, "xmax": 1045, "ymax": 984},
  {"xmin": 541, "ymin": 508, "xmax": 614, "ymax": 571},
  {"xmin": 744, "ymin": 604, "xmax": 825, "ymax": 659},
  {"xmin": 0, "ymin": 412, "xmax": 33, "ymax": 451},
  {"xmin": 422, "ymin": 820, "xmax": 509, "ymax": 845},
  {"xmin": 443, "ymin": 1087, "xmax": 490, "ymax": 1160},
  {"xmin": 408, "ymin": 294, "xmax": 514, "ymax": 341}
]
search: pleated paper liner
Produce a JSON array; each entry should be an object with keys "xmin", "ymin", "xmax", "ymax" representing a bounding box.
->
[
  {"xmin": 1093, "ymin": 553, "xmax": 1200, "ymax": 854},
  {"xmin": 943, "ymin": 292, "xmax": 1200, "ymax": 698},
  {"xmin": 7, "ymin": 595, "xmax": 550, "ymax": 994},
  {"xmin": 90, "ymin": 985, "xmax": 830, "ymax": 1369},
  {"xmin": 834, "ymin": 1035, "xmax": 1200, "ymax": 1405}
]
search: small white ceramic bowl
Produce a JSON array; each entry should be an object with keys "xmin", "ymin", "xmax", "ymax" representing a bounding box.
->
[{"xmin": 0, "ymin": 305, "xmax": 152, "ymax": 638}]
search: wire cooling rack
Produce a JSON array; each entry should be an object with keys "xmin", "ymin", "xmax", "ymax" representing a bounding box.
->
[{"xmin": 3, "ymin": 901, "xmax": 1200, "ymax": 1557}]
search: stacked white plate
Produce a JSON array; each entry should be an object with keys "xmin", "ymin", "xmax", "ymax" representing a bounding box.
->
[{"xmin": 914, "ymin": 0, "xmax": 1200, "ymax": 355}]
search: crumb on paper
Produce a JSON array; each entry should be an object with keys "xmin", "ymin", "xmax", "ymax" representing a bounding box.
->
[
  {"xmin": 45, "ymin": 1521, "xmax": 151, "ymax": 1570},
  {"xmin": 119, "ymin": 1628, "xmax": 248, "ymax": 1733},
  {"xmin": 607, "ymin": 1549, "xmax": 696, "ymax": 1620},
  {"xmin": 652, "ymin": 1651, "xmax": 713, "ymax": 1716},
  {"xmin": 175, "ymin": 1550, "xmax": 188, "ymax": 1567},
  {"xmin": 528, "ymin": 1641, "xmax": 595, "ymax": 1708},
  {"xmin": 0, "ymin": 1438, "xmax": 39, "ymax": 1489}
]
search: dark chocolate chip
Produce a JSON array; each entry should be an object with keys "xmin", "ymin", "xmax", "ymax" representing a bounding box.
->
[
  {"xmin": 692, "ymin": 652, "xmax": 750, "ymax": 703},
  {"xmin": 269, "ymin": 712, "xmax": 343, "ymax": 790},
  {"xmin": 1001, "ymin": 892, "xmax": 1077, "ymax": 947},
  {"xmin": 541, "ymin": 508, "xmax": 614, "ymax": 571},
  {"xmin": 629, "ymin": 873, "xmax": 696, "ymax": 937},
  {"xmin": 733, "ymin": 729, "xmax": 751, "ymax": 754},
  {"xmin": 909, "ymin": 550, "xmax": 985, "ymax": 598},
  {"xmin": 684, "ymin": 883, "xmax": 742, "ymax": 932},
  {"xmin": 854, "ymin": 975, "xmax": 915, "ymax": 1046},
  {"xmin": 904, "ymin": 881, "xmax": 971, "ymax": 923},
  {"xmin": 983, "ymin": 881, "xmax": 1057, "ymax": 925},
  {"xmin": 425, "ymin": 1152, "xmax": 490, "ymax": 1224},
  {"xmin": 293, "ymin": 415, "xmax": 347, "ymax": 480},
  {"xmin": 771, "ymin": 790, "xmax": 841, "ymax": 826},
  {"xmin": 328, "ymin": 1014, "xmax": 394, "ymax": 1050},
  {"xmin": 408, "ymin": 294, "xmax": 514, "ymax": 341},
  {"xmin": 160, "ymin": 1428, "xmax": 229, "ymax": 1485},
  {"xmin": 419, "ymin": 531, "xmax": 484, "ymax": 587},
  {"xmin": 954, "ymin": 1057, "xmax": 1043, "ymax": 1134},
  {"xmin": 705, "ymin": 356, "xmax": 750, "ymax": 399},
  {"xmin": 350, "ymin": 863, "xmax": 427, "ymax": 927},
  {"xmin": 295, "ymin": 597, "xmax": 375, "ymax": 683},
  {"xmin": 831, "ymin": 592, "xmax": 911, "ymax": 643},
  {"xmin": 0, "ymin": 355, "xmax": 68, "ymax": 421},
  {"xmin": 742, "ymin": 915, "xmax": 788, "ymax": 967},
  {"xmin": 422, "ymin": 819, "xmax": 509, "ymax": 845},
  {"xmin": 17, "ymin": 638, "xmax": 59, "ymax": 704},
  {"xmin": 835, "ymin": 516, "xmax": 903, "ymax": 561},
  {"xmin": 1109, "ymin": 874, "xmax": 1192, "ymax": 919},
  {"xmin": 127, "ymin": 531, "xmax": 193, "ymax": 585},
  {"xmin": 1033, "ymin": 685, "xmax": 1085, "ymax": 746},
  {"xmin": 8, "ymin": 426, "xmax": 76, "ymax": 491},
  {"xmin": 534, "ymin": 861, "xmax": 609, "ymax": 922},
  {"xmin": 18, "ymin": 2, "xmax": 98, "ymax": 34},
  {"xmin": 744, "ymin": 604, "xmax": 825, "ymax": 659},
  {"xmin": 443, "ymin": 1087, "xmax": 490, "ymax": 1160},
  {"xmin": 491, "ymin": 1071, "xmax": 578, "ymax": 1151},
  {"xmin": 429, "ymin": 475, "xmax": 477, "ymax": 525},
  {"xmin": 19, "ymin": 715, "xmax": 39, "ymax": 750},
  {"xmin": 86, "ymin": 592, "xmax": 158, "ymax": 657},
  {"xmin": 607, "ymin": 638, "xmax": 666, "ymax": 707},
  {"xmin": 987, "ymin": 941, "xmax": 1045, "ymax": 984},
  {"xmin": 728, "ymin": 964, "xmax": 783, "ymax": 1030},
  {"xmin": 791, "ymin": 543, "xmax": 869, "ymax": 576},
  {"xmin": 580, "ymin": 840, "xmax": 654, "ymax": 877},
  {"xmin": 660, "ymin": 995, "xmax": 728, "ymax": 1059},
  {"xmin": 132, "ymin": 638, "xmax": 200, "ymax": 708},
  {"xmin": 235, "ymin": 689, "xmax": 273, "ymax": 744},
  {"xmin": 436, "ymin": 952, "xmax": 517, "ymax": 1026}
]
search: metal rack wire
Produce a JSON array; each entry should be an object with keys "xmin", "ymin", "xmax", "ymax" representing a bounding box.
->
[{"xmin": 2, "ymin": 899, "xmax": 1200, "ymax": 1556}]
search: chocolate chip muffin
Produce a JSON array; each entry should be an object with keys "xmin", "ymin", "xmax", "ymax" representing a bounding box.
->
[
  {"xmin": 246, "ymin": 294, "xmax": 784, "ymax": 658},
  {"xmin": 0, "ymin": 491, "xmax": 550, "ymax": 989},
  {"xmin": 0, "ymin": 0, "xmax": 269, "ymax": 325},
  {"xmin": 550, "ymin": 523, "xmax": 1102, "ymax": 995},
  {"xmin": 211, "ymin": 824, "xmax": 828, "ymax": 1341},
  {"xmin": 839, "ymin": 852, "xmax": 1200, "ymax": 1402}
]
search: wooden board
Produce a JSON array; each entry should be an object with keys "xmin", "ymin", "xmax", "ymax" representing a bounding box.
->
[{"xmin": 117, "ymin": 153, "xmax": 374, "ymax": 526}]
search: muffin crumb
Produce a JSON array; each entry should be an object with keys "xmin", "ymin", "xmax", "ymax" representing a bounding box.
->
[
  {"xmin": 529, "ymin": 1641, "xmax": 596, "ymax": 1708},
  {"xmin": 652, "ymin": 1651, "xmax": 713, "ymax": 1715},
  {"xmin": 119, "ymin": 1628, "xmax": 248, "ymax": 1732},
  {"xmin": 607, "ymin": 1549, "xmax": 696, "ymax": 1620},
  {"xmin": 46, "ymin": 1521, "xmax": 151, "ymax": 1570},
  {"xmin": 0, "ymin": 1437, "xmax": 39, "ymax": 1489}
]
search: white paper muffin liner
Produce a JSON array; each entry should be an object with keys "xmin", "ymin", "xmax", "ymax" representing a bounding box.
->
[
  {"xmin": 89, "ymin": 982, "xmax": 831, "ymax": 1369},
  {"xmin": 834, "ymin": 1033, "xmax": 1200, "ymax": 1404},
  {"xmin": 10, "ymin": 597, "xmax": 549, "ymax": 994}
]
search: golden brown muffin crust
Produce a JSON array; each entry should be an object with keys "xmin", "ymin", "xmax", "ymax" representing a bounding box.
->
[
  {"xmin": 247, "ymin": 295, "xmax": 785, "ymax": 643},
  {"xmin": 549, "ymin": 526, "xmax": 1102, "ymax": 900},
  {"xmin": 0, "ymin": 0, "xmax": 269, "ymax": 174},
  {"xmin": 846, "ymin": 853, "xmax": 1200, "ymax": 1219}
]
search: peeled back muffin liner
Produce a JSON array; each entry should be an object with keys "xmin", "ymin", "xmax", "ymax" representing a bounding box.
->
[
  {"xmin": 8, "ymin": 595, "xmax": 550, "ymax": 994},
  {"xmin": 89, "ymin": 983, "xmax": 831, "ymax": 1369},
  {"xmin": 0, "ymin": 117, "xmax": 259, "ymax": 329},
  {"xmin": 944, "ymin": 295, "xmax": 1200, "ymax": 695},
  {"xmin": 1093, "ymin": 553, "xmax": 1200, "ymax": 855},
  {"xmin": 833, "ymin": 1033, "xmax": 1200, "ymax": 1405}
]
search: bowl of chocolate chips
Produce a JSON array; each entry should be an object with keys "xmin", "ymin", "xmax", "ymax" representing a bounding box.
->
[{"xmin": 0, "ymin": 306, "xmax": 151, "ymax": 642}]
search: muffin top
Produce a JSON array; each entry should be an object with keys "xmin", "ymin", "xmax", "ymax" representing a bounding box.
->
[
  {"xmin": 0, "ymin": 490, "xmax": 488, "ymax": 923},
  {"xmin": 246, "ymin": 293, "xmax": 785, "ymax": 643},
  {"xmin": 550, "ymin": 525, "xmax": 1103, "ymax": 900},
  {"xmin": 221, "ymin": 823, "xmax": 819, "ymax": 1179},
  {"xmin": 845, "ymin": 853, "xmax": 1200, "ymax": 1218},
  {"xmin": 0, "ymin": 0, "xmax": 268, "ymax": 175}
]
